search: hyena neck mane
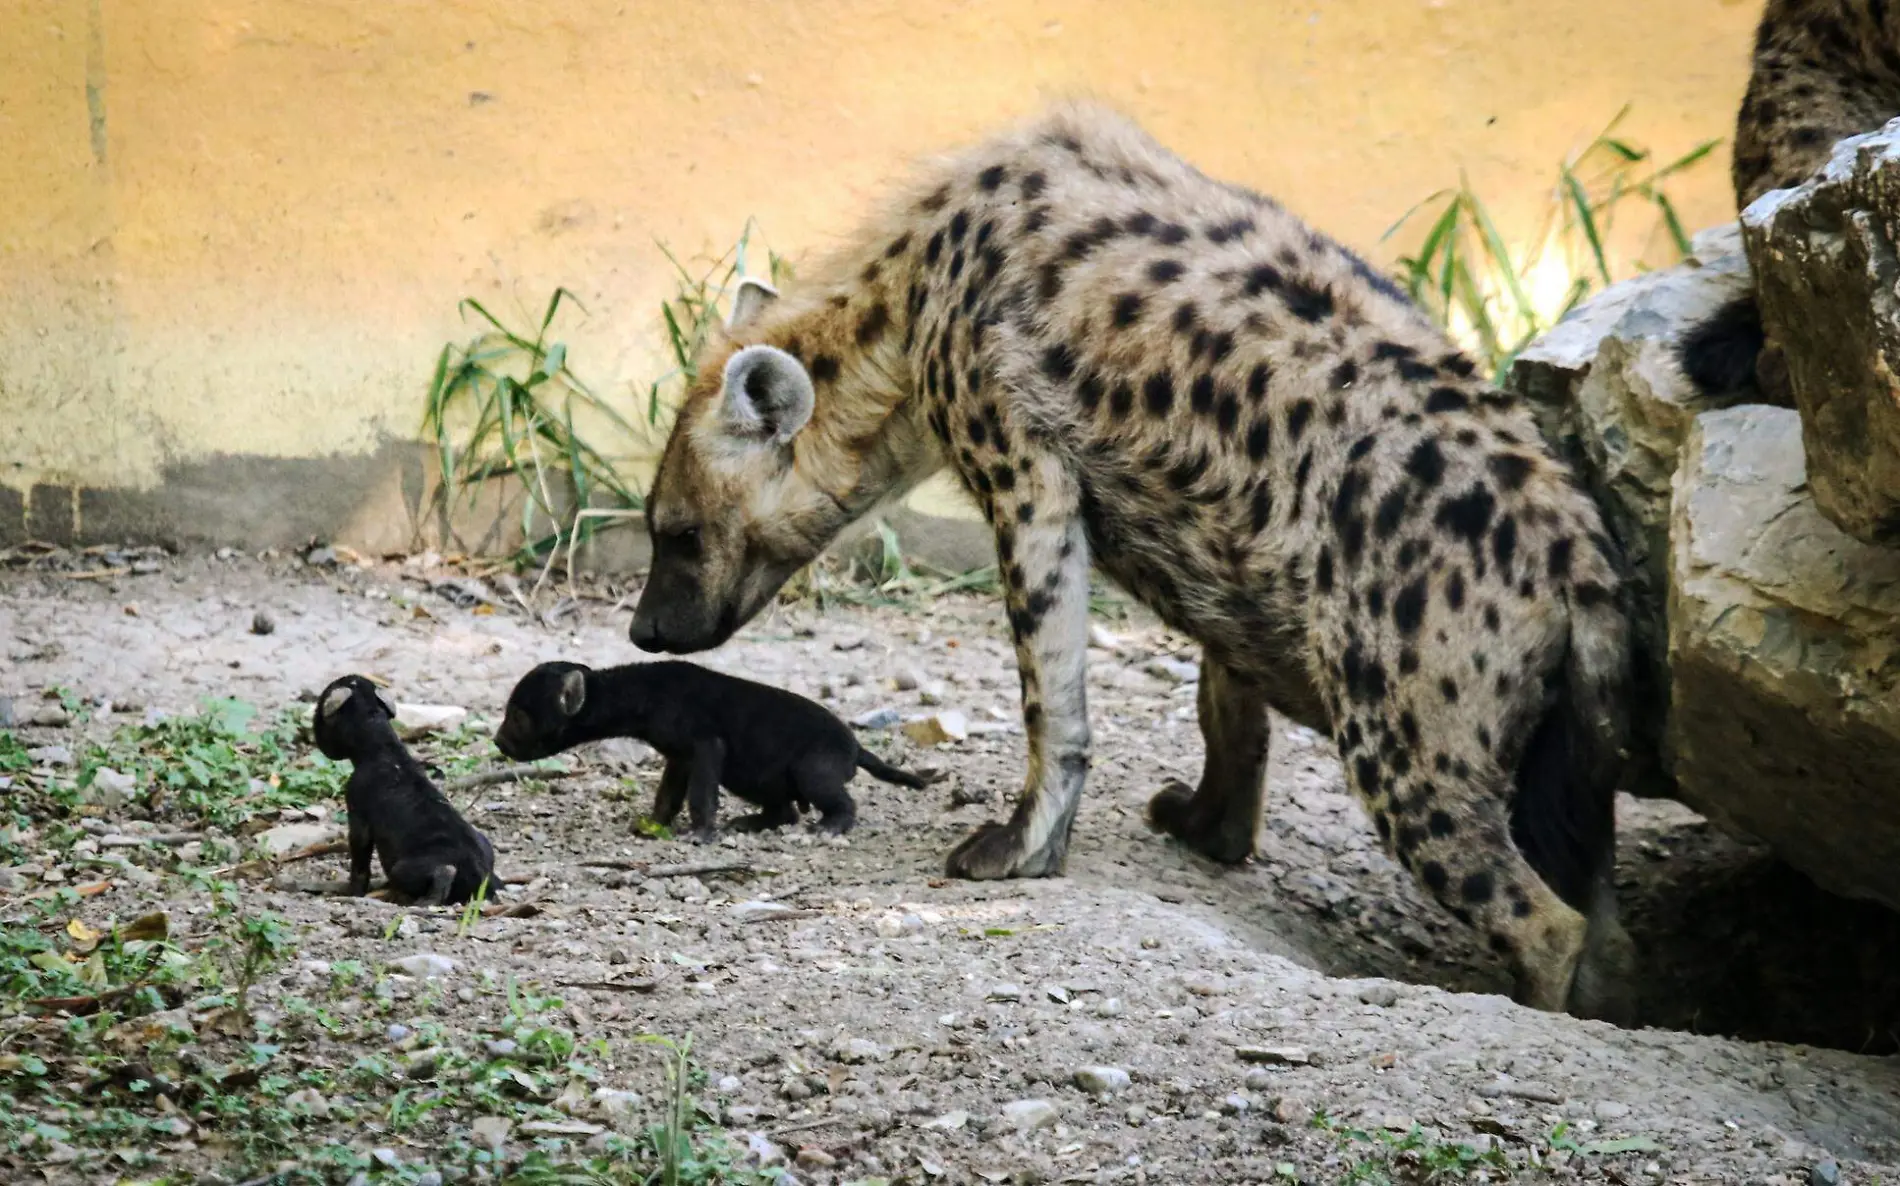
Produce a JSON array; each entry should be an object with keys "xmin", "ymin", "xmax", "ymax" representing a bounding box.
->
[{"xmin": 706, "ymin": 232, "xmax": 956, "ymax": 521}]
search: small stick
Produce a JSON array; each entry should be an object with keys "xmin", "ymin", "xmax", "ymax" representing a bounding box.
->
[
  {"xmin": 771, "ymin": 1115, "xmax": 857, "ymax": 1138},
  {"xmin": 27, "ymin": 982, "xmax": 144, "ymax": 1015},
  {"xmin": 57, "ymin": 567, "xmax": 130, "ymax": 581},
  {"xmin": 212, "ymin": 838, "xmax": 347, "ymax": 878},
  {"xmin": 558, "ymin": 977, "xmax": 660, "ymax": 994},
  {"xmin": 578, "ymin": 859, "xmax": 754, "ymax": 879},
  {"xmin": 739, "ymin": 908, "xmax": 821, "ymax": 924},
  {"xmin": 443, "ymin": 765, "xmax": 579, "ymax": 793}
]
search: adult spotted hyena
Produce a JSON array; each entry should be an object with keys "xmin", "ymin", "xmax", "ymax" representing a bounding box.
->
[{"xmin": 627, "ymin": 102, "xmax": 1636, "ymax": 1019}]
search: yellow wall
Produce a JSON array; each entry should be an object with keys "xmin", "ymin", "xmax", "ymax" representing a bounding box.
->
[{"xmin": 1, "ymin": 0, "xmax": 1760, "ymax": 548}]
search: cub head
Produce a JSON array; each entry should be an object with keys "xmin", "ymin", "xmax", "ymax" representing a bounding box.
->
[
  {"xmin": 495, "ymin": 661, "xmax": 593, "ymax": 761},
  {"xmin": 629, "ymin": 278, "xmax": 852, "ymax": 653},
  {"xmin": 312, "ymin": 674, "xmax": 398, "ymax": 761}
]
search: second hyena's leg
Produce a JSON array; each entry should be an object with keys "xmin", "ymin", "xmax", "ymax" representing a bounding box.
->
[
  {"xmin": 943, "ymin": 453, "xmax": 1093, "ymax": 881},
  {"xmin": 1146, "ymin": 655, "xmax": 1271, "ymax": 865}
]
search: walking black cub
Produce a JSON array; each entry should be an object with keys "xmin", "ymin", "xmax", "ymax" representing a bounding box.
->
[
  {"xmin": 312, "ymin": 674, "xmax": 497, "ymax": 906},
  {"xmin": 494, "ymin": 660, "xmax": 936, "ymax": 841}
]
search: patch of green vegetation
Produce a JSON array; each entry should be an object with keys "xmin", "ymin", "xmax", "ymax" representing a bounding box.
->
[
  {"xmin": 52, "ymin": 697, "xmax": 344, "ymax": 833},
  {"xmin": 1311, "ymin": 1109, "xmax": 1663, "ymax": 1184},
  {"xmin": 1, "ymin": 944, "xmax": 770, "ymax": 1185},
  {"xmin": 0, "ymin": 900, "xmax": 191, "ymax": 1013},
  {"xmin": 1384, "ymin": 105, "xmax": 1720, "ymax": 382},
  {"xmin": 423, "ymin": 222, "xmax": 793, "ymax": 576}
]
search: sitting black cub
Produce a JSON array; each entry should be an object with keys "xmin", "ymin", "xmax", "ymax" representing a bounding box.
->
[
  {"xmin": 313, "ymin": 674, "xmax": 497, "ymax": 906},
  {"xmin": 495, "ymin": 660, "xmax": 936, "ymax": 841}
]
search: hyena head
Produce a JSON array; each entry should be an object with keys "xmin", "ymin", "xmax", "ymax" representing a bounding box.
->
[{"xmin": 630, "ymin": 279, "xmax": 847, "ymax": 653}]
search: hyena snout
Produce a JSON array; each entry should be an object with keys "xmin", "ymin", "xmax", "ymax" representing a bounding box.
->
[{"xmin": 628, "ymin": 576, "xmax": 737, "ymax": 655}]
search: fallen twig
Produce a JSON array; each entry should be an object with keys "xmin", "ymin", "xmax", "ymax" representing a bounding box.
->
[
  {"xmin": 28, "ymin": 982, "xmax": 144, "ymax": 1016},
  {"xmin": 13, "ymin": 879, "xmax": 113, "ymax": 903},
  {"xmin": 444, "ymin": 765, "xmax": 578, "ymax": 793},
  {"xmin": 577, "ymin": 858, "xmax": 754, "ymax": 880},
  {"xmin": 558, "ymin": 976, "xmax": 660, "ymax": 994},
  {"xmin": 213, "ymin": 838, "xmax": 347, "ymax": 879},
  {"xmin": 739, "ymin": 908, "xmax": 821, "ymax": 924},
  {"xmin": 771, "ymin": 1115, "xmax": 857, "ymax": 1138},
  {"xmin": 56, "ymin": 567, "xmax": 130, "ymax": 581}
]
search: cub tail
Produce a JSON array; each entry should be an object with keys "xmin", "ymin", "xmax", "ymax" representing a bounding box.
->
[{"xmin": 855, "ymin": 746, "xmax": 941, "ymax": 789}]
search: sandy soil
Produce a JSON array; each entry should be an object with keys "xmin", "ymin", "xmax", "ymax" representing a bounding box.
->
[{"xmin": 2, "ymin": 548, "xmax": 1897, "ymax": 1185}]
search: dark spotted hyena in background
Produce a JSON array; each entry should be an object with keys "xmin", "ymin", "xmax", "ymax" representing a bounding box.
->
[
  {"xmin": 626, "ymin": 102, "xmax": 1636, "ymax": 1020},
  {"xmin": 1679, "ymin": 0, "xmax": 1900, "ymax": 396}
]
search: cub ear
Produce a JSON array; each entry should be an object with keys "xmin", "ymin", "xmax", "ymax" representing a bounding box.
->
[
  {"xmin": 721, "ymin": 344, "xmax": 815, "ymax": 445},
  {"xmin": 319, "ymin": 684, "xmax": 354, "ymax": 719},
  {"xmin": 557, "ymin": 669, "xmax": 587, "ymax": 717},
  {"xmin": 373, "ymin": 689, "xmax": 398, "ymax": 719},
  {"xmin": 726, "ymin": 277, "xmax": 780, "ymax": 331}
]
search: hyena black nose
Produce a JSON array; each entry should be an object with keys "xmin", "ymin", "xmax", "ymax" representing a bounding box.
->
[{"xmin": 629, "ymin": 614, "xmax": 663, "ymax": 652}]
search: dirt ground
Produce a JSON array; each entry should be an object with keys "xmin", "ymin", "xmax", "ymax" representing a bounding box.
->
[{"xmin": 3, "ymin": 547, "xmax": 1899, "ymax": 1185}]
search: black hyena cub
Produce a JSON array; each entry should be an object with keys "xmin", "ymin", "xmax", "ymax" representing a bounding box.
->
[
  {"xmin": 313, "ymin": 674, "xmax": 497, "ymax": 906},
  {"xmin": 494, "ymin": 660, "xmax": 936, "ymax": 841}
]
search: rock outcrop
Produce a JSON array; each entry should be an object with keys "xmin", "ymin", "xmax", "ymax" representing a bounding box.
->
[
  {"xmin": 1668, "ymin": 406, "xmax": 1900, "ymax": 912},
  {"xmin": 1508, "ymin": 225, "xmax": 1758, "ymax": 794},
  {"xmin": 1743, "ymin": 117, "xmax": 1900, "ymax": 547}
]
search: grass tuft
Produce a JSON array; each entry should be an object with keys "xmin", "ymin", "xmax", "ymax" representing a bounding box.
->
[
  {"xmin": 422, "ymin": 222, "xmax": 793, "ymax": 581},
  {"xmin": 1382, "ymin": 106, "xmax": 1720, "ymax": 382}
]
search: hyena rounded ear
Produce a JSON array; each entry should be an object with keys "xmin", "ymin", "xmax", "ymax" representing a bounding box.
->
[
  {"xmin": 557, "ymin": 669, "xmax": 587, "ymax": 717},
  {"xmin": 726, "ymin": 277, "xmax": 780, "ymax": 332},
  {"xmin": 373, "ymin": 689, "xmax": 398, "ymax": 719},
  {"xmin": 721, "ymin": 344, "xmax": 815, "ymax": 445},
  {"xmin": 319, "ymin": 684, "xmax": 354, "ymax": 719}
]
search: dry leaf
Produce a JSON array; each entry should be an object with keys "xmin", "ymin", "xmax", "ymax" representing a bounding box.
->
[
  {"xmin": 66, "ymin": 919, "xmax": 101, "ymax": 952},
  {"xmin": 120, "ymin": 912, "xmax": 170, "ymax": 942},
  {"xmin": 30, "ymin": 951, "xmax": 75, "ymax": 974}
]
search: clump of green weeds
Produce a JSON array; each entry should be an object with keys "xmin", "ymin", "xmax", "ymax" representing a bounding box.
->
[
  {"xmin": 1311, "ymin": 1108, "xmax": 1663, "ymax": 1184},
  {"xmin": 2, "ymin": 700, "xmax": 341, "ymax": 848},
  {"xmin": 1383, "ymin": 105, "xmax": 1720, "ymax": 381},
  {"xmin": 201, "ymin": 888, "xmax": 298, "ymax": 1029},
  {"xmin": 423, "ymin": 221, "xmax": 793, "ymax": 578}
]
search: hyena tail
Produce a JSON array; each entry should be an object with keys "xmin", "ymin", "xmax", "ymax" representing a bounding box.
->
[
  {"xmin": 1511, "ymin": 588, "xmax": 1638, "ymax": 1024},
  {"xmin": 855, "ymin": 746, "xmax": 934, "ymax": 789},
  {"xmin": 1675, "ymin": 293, "xmax": 1764, "ymax": 399}
]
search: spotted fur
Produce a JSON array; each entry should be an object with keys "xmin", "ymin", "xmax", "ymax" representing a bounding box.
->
[
  {"xmin": 627, "ymin": 102, "xmax": 1636, "ymax": 1020},
  {"xmin": 1680, "ymin": 0, "xmax": 1900, "ymax": 398}
]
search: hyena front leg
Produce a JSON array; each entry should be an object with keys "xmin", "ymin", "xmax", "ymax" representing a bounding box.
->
[
  {"xmin": 1147, "ymin": 655, "xmax": 1270, "ymax": 865},
  {"xmin": 943, "ymin": 452, "xmax": 1092, "ymax": 881}
]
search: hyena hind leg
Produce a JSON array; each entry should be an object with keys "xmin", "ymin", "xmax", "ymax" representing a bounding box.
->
[
  {"xmin": 1356, "ymin": 773, "xmax": 1591, "ymax": 1013},
  {"xmin": 1564, "ymin": 858, "xmax": 1638, "ymax": 1024},
  {"xmin": 1147, "ymin": 656, "xmax": 1271, "ymax": 865}
]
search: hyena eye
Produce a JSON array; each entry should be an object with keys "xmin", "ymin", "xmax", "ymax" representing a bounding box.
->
[{"xmin": 659, "ymin": 525, "xmax": 702, "ymax": 558}]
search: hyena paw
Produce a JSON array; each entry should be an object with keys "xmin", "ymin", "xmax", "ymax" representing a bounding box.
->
[
  {"xmin": 944, "ymin": 819, "xmax": 1064, "ymax": 880},
  {"xmin": 1145, "ymin": 779, "xmax": 1254, "ymax": 865}
]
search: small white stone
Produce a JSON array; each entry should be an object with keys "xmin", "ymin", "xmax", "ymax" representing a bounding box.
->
[
  {"xmin": 1003, "ymin": 1098, "xmax": 1059, "ymax": 1132},
  {"xmin": 1074, "ymin": 1066, "xmax": 1131, "ymax": 1097},
  {"xmin": 387, "ymin": 953, "xmax": 456, "ymax": 980},
  {"xmin": 393, "ymin": 703, "xmax": 468, "ymax": 740},
  {"xmin": 832, "ymin": 1037, "xmax": 882, "ymax": 1064}
]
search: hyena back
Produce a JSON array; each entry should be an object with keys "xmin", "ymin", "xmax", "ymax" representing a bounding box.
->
[{"xmin": 628, "ymin": 102, "xmax": 1636, "ymax": 1020}]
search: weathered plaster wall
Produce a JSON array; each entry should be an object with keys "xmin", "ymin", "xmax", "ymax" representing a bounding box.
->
[{"xmin": 0, "ymin": 0, "xmax": 1760, "ymax": 555}]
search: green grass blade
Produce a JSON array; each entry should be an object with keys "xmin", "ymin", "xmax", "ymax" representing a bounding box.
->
[
  {"xmin": 1378, "ymin": 187, "xmax": 1454, "ymax": 243},
  {"xmin": 1466, "ymin": 190, "xmax": 1537, "ymax": 330},
  {"xmin": 1562, "ymin": 167, "xmax": 1612, "ymax": 285},
  {"xmin": 1652, "ymin": 191, "xmax": 1692, "ymax": 257},
  {"xmin": 457, "ymin": 299, "xmax": 539, "ymax": 353},
  {"xmin": 1647, "ymin": 138, "xmax": 1721, "ymax": 183}
]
